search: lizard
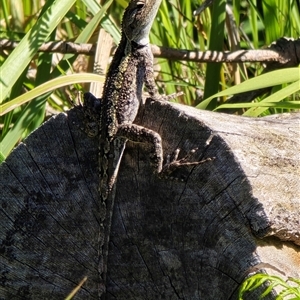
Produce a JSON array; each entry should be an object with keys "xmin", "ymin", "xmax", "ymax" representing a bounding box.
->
[
  {"xmin": 79, "ymin": 0, "xmax": 205, "ymax": 296},
  {"xmin": 80, "ymin": 0, "xmax": 165, "ymax": 296}
]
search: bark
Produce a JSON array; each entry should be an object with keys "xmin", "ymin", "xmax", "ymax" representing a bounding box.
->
[
  {"xmin": 0, "ymin": 99, "xmax": 299, "ymax": 299},
  {"xmin": 1, "ymin": 37, "xmax": 299, "ymax": 64}
]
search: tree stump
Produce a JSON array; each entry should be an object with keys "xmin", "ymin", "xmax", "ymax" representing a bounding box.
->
[{"xmin": 0, "ymin": 98, "xmax": 299, "ymax": 299}]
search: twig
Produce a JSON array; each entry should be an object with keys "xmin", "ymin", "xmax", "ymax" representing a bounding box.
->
[
  {"xmin": 1, "ymin": 37, "xmax": 299, "ymax": 65},
  {"xmin": 0, "ymin": 39, "xmax": 96, "ymax": 55}
]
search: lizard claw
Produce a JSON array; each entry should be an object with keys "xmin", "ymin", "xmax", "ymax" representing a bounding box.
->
[
  {"xmin": 150, "ymin": 91, "xmax": 184, "ymax": 102},
  {"xmin": 160, "ymin": 91, "xmax": 184, "ymax": 101},
  {"xmin": 159, "ymin": 148, "xmax": 215, "ymax": 180}
]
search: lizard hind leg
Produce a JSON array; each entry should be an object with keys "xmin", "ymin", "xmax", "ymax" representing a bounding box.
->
[
  {"xmin": 82, "ymin": 92, "xmax": 102, "ymax": 137},
  {"xmin": 71, "ymin": 92, "xmax": 101, "ymax": 138},
  {"xmin": 116, "ymin": 124, "xmax": 215, "ymax": 181},
  {"xmin": 160, "ymin": 148, "xmax": 215, "ymax": 181}
]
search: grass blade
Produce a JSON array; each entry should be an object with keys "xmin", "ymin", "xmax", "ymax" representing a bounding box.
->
[{"xmin": 0, "ymin": 0, "xmax": 76, "ymax": 102}]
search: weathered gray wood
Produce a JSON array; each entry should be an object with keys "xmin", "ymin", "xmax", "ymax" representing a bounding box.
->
[
  {"xmin": 0, "ymin": 109, "xmax": 100, "ymax": 299},
  {"xmin": 1, "ymin": 99, "xmax": 299, "ymax": 299}
]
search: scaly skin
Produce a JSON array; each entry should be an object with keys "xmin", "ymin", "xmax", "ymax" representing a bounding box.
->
[{"xmin": 94, "ymin": 0, "xmax": 164, "ymax": 296}]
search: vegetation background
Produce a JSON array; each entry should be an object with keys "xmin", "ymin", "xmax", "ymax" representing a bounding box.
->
[
  {"xmin": 0, "ymin": 0, "xmax": 300, "ymax": 298},
  {"xmin": 0, "ymin": 0, "xmax": 300, "ymax": 161}
]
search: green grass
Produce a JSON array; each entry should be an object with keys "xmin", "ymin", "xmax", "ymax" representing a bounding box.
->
[
  {"xmin": 0, "ymin": 0, "xmax": 300, "ymax": 160},
  {"xmin": 239, "ymin": 273, "xmax": 300, "ymax": 299}
]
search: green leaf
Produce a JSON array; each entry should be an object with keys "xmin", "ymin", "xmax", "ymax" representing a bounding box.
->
[
  {"xmin": 82, "ymin": 0, "xmax": 120, "ymax": 43},
  {"xmin": 77, "ymin": 0, "xmax": 114, "ymax": 43},
  {"xmin": 202, "ymin": 0, "xmax": 226, "ymax": 107},
  {"xmin": 215, "ymin": 101, "xmax": 300, "ymax": 111},
  {"xmin": 0, "ymin": 0, "xmax": 76, "ymax": 102},
  {"xmin": 0, "ymin": 73, "xmax": 104, "ymax": 116},
  {"xmin": 0, "ymin": 73, "xmax": 104, "ymax": 159},
  {"xmin": 239, "ymin": 274, "xmax": 300, "ymax": 300},
  {"xmin": 263, "ymin": 0, "xmax": 281, "ymax": 43},
  {"xmin": 197, "ymin": 68, "xmax": 300, "ymax": 110},
  {"xmin": 243, "ymin": 80, "xmax": 300, "ymax": 116}
]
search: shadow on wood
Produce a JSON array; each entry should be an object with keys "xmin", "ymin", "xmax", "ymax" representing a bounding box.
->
[{"xmin": 1, "ymin": 99, "xmax": 299, "ymax": 299}]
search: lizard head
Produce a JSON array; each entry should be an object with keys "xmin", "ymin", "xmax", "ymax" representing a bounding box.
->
[{"xmin": 122, "ymin": 0, "xmax": 162, "ymax": 46}]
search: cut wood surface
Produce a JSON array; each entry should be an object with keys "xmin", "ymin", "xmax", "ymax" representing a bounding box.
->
[{"xmin": 0, "ymin": 99, "xmax": 299, "ymax": 299}]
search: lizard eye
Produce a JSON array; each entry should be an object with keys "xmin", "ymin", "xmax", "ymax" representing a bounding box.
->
[
  {"xmin": 136, "ymin": 1, "xmax": 145, "ymax": 9},
  {"xmin": 132, "ymin": 1, "xmax": 145, "ymax": 16},
  {"xmin": 129, "ymin": 1, "xmax": 144, "ymax": 19},
  {"xmin": 128, "ymin": 1, "xmax": 144, "ymax": 22}
]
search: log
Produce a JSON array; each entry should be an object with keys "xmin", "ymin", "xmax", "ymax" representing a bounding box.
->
[{"xmin": 0, "ymin": 98, "xmax": 299, "ymax": 299}]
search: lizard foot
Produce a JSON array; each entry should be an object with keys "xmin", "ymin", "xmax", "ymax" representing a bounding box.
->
[
  {"xmin": 74, "ymin": 92, "xmax": 102, "ymax": 138},
  {"xmin": 162, "ymin": 91, "xmax": 184, "ymax": 101},
  {"xmin": 159, "ymin": 148, "xmax": 215, "ymax": 181},
  {"xmin": 150, "ymin": 91, "xmax": 184, "ymax": 102}
]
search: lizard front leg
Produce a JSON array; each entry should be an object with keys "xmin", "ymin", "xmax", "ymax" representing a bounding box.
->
[{"xmin": 141, "ymin": 46, "xmax": 183, "ymax": 101}]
